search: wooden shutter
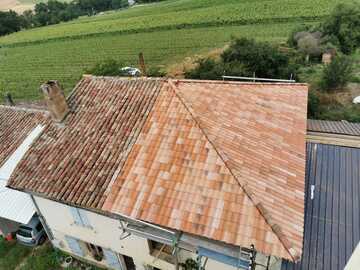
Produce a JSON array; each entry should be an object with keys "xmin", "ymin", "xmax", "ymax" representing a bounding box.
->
[
  {"xmin": 70, "ymin": 207, "xmax": 83, "ymax": 226},
  {"xmin": 79, "ymin": 209, "xmax": 91, "ymax": 228},
  {"xmin": 104, "ymin": 249, "xmax": 123, "ymax": 270},
  {"xmin": 65, "ymin": 236, "xmax": 84, "ymax": 257}
]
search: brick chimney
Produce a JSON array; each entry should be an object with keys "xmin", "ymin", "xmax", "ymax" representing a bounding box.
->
[{"xmin": 40, "ymin": 80, "xmax": 69, "ymax": 122}]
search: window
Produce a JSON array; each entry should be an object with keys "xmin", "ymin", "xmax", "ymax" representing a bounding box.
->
[
  {"xmin": 123, "ymin": 255, "xmax": 136, "ymax": 270},
  {"xmin": 65, "ymin": 236, "xmax": 84, "ymax": 257},
  {"xmin": 70, "ymin": 207, "xmax": 92, "ymax": 228},
  {"xmin": 35, "ymin": 222, "xmax": 43, "ymax": 232},
  {"xmin": 86, "ymin": 243, "xmax": 104, "ymax": 261},
  {"xmin": 148, "ymin": 240, "xmax": 175, "ymax": 264}
]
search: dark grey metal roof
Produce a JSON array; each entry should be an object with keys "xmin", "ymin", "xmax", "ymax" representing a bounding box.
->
[
  {"xmin": 281, "ymin": 143, "xmax": 360, "ymax": 270},
  {"xmin": 307, "ymin": 119, "xmax": 360, "ymax": 136}
]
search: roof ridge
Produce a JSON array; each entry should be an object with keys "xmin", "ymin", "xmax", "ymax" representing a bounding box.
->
[
  {"xmin": 167, "ymin": 79, "xmax": 299, "ymax": 261},
  {"xmin": 175, "ymin": 79, "xmax": 308, "ymax": 86},
  {"xmin": 0, "ymin": 105, "xmax": 48, "ymax": 115}
]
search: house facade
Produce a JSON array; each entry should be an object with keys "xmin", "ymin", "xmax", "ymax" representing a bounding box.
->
[
  {"xmin": 34, "ymin": 195, "xmax": 241, "ymax": 270},
  {"xmin": 7, "ymin": 77, "xmax": 308, "ymax": 270}
]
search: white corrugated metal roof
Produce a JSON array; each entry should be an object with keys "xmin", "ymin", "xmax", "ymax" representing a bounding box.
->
[{"xmin": 0, "ymin": 125, "xmax": 44, "ymax": 224}]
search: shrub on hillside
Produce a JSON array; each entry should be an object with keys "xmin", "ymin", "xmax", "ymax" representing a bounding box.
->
[
  {"xmin": 185, "ymin": 38, "xmax": 299, "ymax": 80},
  {"xmin": 185, "ymin": 59, "xmax": 224, "ymax": 80},
  {"xmin": 320, "ymin": 55, "xmax": 353, "ymax": 90},
  {"xmin": 147, "ymin": 66, "xmax": 166, "ymax": 77},
  {"xmin": 322, "ymin": 3, "xmax": 360, "ymax": 54},
  {"xmin": 85, "ymin": 59, "xmax": 126, "ymax": 76},
  {"xmin": 307, "ymin": 90, "xmax": 320, "ymax": 118},
  {"xmin": 221, "ymin": 38, "xmax": 296, "ymax": 78}
]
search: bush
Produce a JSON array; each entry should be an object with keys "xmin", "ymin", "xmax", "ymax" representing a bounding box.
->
[
  {"xmin": 221, "ymin": 38, "xmax": 295, "ymax": 79},
  {"xmin": 185, "ymin": 58, "xmax": 224, "ymax": 80},
  {"xmin": 85, "ymin": 59, "xmax": 125, "ymax": 76},
  {"xmin": 307, "ymin": 90, "xmax": 320, "ymax": 118},
  {"xmin": 320, "ymin": 55, "xmax": 353, "ymax": 90},
  {"xmin": 185, "ymin": 38, "xmax": 299, "ymax": 80},
  {"xmin": 147, "ymin": 66, "xmax": 166, "ymax": 77},
  {"xmin": 322, "ymin": 3, "xmax": 360, "ymax": 54}
]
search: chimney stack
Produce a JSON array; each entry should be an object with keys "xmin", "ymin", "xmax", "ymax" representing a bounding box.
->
[
  {"xmin": 5, "ymin": 93, "xmax": 15, "ymax": 106},
  {"xmin": 40, "ymin": 80, "xmax": 69, "ymax": 122}
]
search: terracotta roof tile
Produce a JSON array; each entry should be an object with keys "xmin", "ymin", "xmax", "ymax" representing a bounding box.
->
[
  {"xmin": 8, "ymin": 77, "xmax": 163, "ymax": 209},
  {"xmin": 0, "ymin": 106, "xmax": 48, "ymax": 167},
  {"xmin": 103, "ymin": 80, "xmax": 308, "ymax": 260},
  {"xmin": 7, "ymin": 77, "xmax": 307, "ymax": 261}
]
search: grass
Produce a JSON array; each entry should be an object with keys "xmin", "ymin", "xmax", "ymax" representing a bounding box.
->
[
  {"xmin": 0, "ymin": 237, "xmax": 32, "ymax": 270},
  {"xmin": 18, "ymin": 244, "xmax": 60, "ymax": 270},
  {"xmin": 0, "ymin": 22, "xmax": 298, "ymax": 100},
  {"xmin": 0, "ymin": 0, "xmax": 356, "ymax": 101},
  {"xmin": 0, "ymin": 238, "xmax": 102, "ymax": 270},
  {"xmin": 0, "ymin": 0, "xmax": 353, "ymax": 45}
]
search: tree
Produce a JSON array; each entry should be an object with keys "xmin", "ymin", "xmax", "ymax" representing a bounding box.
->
[
  {"xmin": 320, "ymin": 55, "xmax": 353, "ymax": 90},
  {"xmin": 322, "ymin": 3, "xmax": 360, "ymax": 54},
  {"xmin": 0, "ymin": 11, "xmax": 24, "ymax": 36},
  {"xmin": 221, "ymin": 38, "xmax": 295, "ymax": 79},
  {"xmin": 297, "ymin": 34, "xmax": 322, "ymax": 62}
]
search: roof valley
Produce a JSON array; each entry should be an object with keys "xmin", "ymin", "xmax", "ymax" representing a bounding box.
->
[{"xmin": 168, "ymin": 80, "xmax": 297, "ymax": 261}]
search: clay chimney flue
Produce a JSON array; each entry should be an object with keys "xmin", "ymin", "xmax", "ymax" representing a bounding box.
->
[{"xmin": 40, "ymin": 80, "xmax": 69, "ymax": 122}]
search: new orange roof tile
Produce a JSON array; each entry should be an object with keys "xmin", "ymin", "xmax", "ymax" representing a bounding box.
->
[{"xmin": 103, "ymin": 79, "xmax": 308, "ymax": 261}]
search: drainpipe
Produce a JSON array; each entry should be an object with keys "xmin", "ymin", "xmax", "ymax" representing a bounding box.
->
[{"xmin": 30, "ymin": 195, "xmax": 54, "ymax": 240}]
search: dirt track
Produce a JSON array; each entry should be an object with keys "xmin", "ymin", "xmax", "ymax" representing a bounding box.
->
[{"xmin": 0, "ymin": 0, "xmax": 34, "ymax": 13}]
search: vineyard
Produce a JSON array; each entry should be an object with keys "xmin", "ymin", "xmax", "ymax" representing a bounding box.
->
[{"xmin": 0, "ymin": 0, "xmax": 356, "ymax": 101}]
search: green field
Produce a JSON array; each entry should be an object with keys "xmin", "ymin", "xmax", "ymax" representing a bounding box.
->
[
  {"xmin": 18, "ymin": 0, "xmax": 71, "ymax": 4},
  {"xmin": 0, "ymin": 0, "xmax": 356, "ymax": 101}
]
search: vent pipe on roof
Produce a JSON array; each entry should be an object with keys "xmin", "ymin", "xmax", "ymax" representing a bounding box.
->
[
  {"xmin": 5, "ymin": 93, "xmax": 15, "ymax": 106},
  {"xmin": 40, "ymin": 80, "xmax": 69, "ymax": 122}
]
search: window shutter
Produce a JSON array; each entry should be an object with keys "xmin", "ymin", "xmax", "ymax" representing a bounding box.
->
[
  {"xmin": 65, "ymin": 236, "xmax": 84, "ymax": 257},
  {"xmin": 70, "ymin": 207, "xmax": 82, "ymax": 226},
  {"xmin": 104, "ymin": 249, "xmax": 123, "ymax": 270},
  {"xmin": 79, "ymin": 209, "xmax": 91, "ymax": 228}
]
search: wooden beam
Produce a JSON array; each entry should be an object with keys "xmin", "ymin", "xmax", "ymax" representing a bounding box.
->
[{"xmin": 306, "ymin": 132, "xmax": 360, "ymax": 148}]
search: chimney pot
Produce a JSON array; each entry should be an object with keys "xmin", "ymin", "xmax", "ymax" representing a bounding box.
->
[{"xmin": 40, "ymin": 80, "xmax": 69, "ymax": 122}]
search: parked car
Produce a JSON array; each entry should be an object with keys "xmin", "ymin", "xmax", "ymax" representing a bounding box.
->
[
  {"xmin": 120, "ymin": 67, "xmax": 141, "ymax": 76},
  {"xmin": 16, "ymin": 215, "xmax": 46, "ymax": 246}
]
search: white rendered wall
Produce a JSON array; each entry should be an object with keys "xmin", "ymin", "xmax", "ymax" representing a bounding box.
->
[{"xmin": 35, "ymin": 196, "xmax": 236, "ymax": 270}]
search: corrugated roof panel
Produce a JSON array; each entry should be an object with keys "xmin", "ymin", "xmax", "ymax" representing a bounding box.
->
[
  {"xmin": 307, "ymin": 119, "xmax": 360, "ymax": 136},
  {"xmin": 0, "ymin": 125, "xmax": 44, "ymax": 224},
  {"xmin": 282, "ymin": 143, "xmax": 360, "ymax": 270}
]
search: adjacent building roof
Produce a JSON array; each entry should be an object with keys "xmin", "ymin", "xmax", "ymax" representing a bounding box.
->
[
  {"xmin": 0, "ymin": 106, "xmax": 47, "ymax": 224},
  {"xmin": 8, "ymin": 77, "xmax": 308, "ymax": 261},
  {"xmin": 307, "ymin": 119, "xmax": 360, "ymax": 136},
  {"xmin": 282, "ymin": 142, "xmax": 360, "ymax": 270},
  {"xmin": 0, "ymin": 106, "xmax": 47, "ymax": 167}
]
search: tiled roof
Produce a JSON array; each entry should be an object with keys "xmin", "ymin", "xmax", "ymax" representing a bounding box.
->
[
  {"xmin": 103, "ymin": 79, "xmax": 308, "ymax": 260},
  {"xmin": 8, "ymin": 77, "xmax": 308, "ymax": 261},
  {"xmin": 8, "ymin": 77, "xmax": 163, "ymax": 209},
  {"xmin": 0, "ymin": 106, "xmax": 47, "ymax": 167},
  {"xmin": 307, "ymin": 119, "xmax": 360, "ymax": 136}
]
